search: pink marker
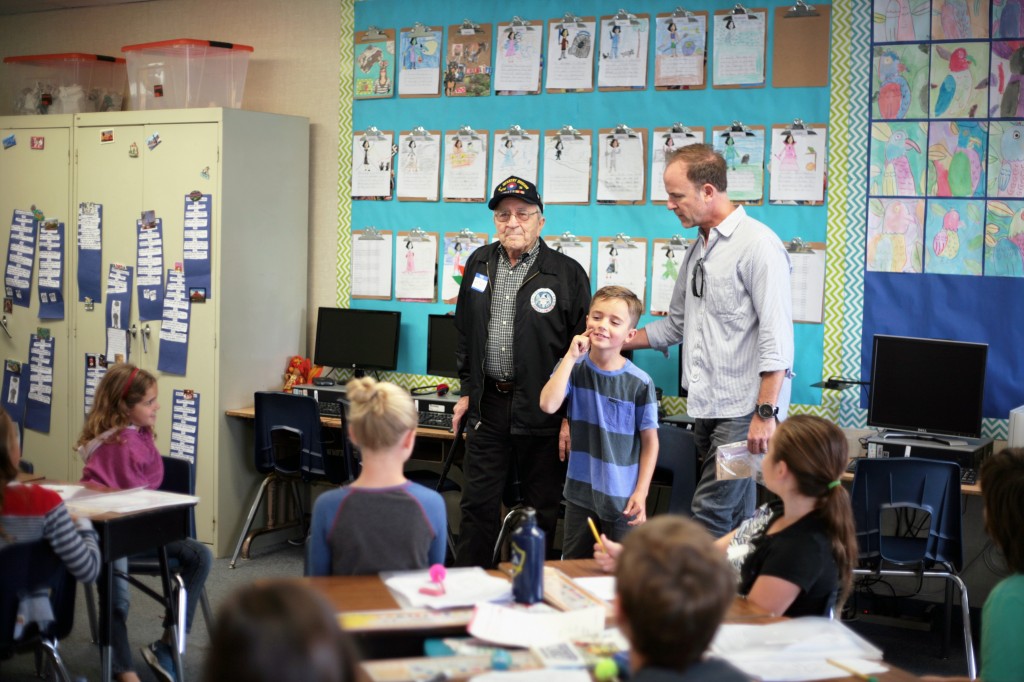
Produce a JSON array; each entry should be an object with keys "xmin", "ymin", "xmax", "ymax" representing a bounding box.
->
[{"xmin": 419, "ymin": 563, "xmax": 447, "ymax": 596}]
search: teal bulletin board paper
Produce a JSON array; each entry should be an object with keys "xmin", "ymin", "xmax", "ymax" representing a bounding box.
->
[{"xmin": 351, "ymin": 0, "xmax": 831, "ymax": 409}]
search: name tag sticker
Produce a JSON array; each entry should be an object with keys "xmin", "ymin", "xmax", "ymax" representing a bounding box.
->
[{"xmin": 472, "ymin": 273, "xmax": 489, "ymax": 292}]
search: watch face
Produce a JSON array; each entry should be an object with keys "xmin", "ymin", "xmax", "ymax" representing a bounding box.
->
[{"xmin": 757, "ymin": 403, "xmax": 776, "ymax": 419}]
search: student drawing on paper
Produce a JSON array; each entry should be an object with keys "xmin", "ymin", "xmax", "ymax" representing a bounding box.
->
[
  {"xmin": 111, "ymin": 300, "xmax": 122, "ymax": 329},
  {"xmin": 404, "ymin": 37, "xmax": 423, "ymax": 70},
  {"xmin": 444, "ymin": 62, "xmax": 459, "ymax": 96},
  {"xmin": 879, "ymin": 0, "xmax": 928, "ymax": 42},
  {"xmin": 7, "ymin": 377, "xmax": 18, "ymax": 406},
  {"xmin": 374, "ymin": 61, "xmax": 390, "ymax": 94},
  {"xmin": 869, "ymin": 199, "xmax": 921, "ymax": 272},
  {"xmin": 558, "ymin": 28, "xmax": 570, "ymax": 59},
  {"xmin": 451, "ymin": 241, "xmax": 465, "ymax": 281},
  {"xmin": 554, "ymin": 138, "xmax": 564, "ymax": 161},
  {"xmin": 606, "ymin": 245, "xmax": 619, "ymax": 274},
  {"xmin": 500, "ymin": 139, "xmax": 517, "ymax": 168},
  {"xmin": 662, "ymin": 134, "xmax": 675, "ymax": 161},
  {"xmin": 662, "ymin": 22, "xmax": 680, "ymax": 56},
  {"xmin": 361, "ymin": 138, "xmax": 371, "ymax": 168},
  {"xmin": 995, "ymin": 122, "xmax": 1024, "ymax": 197},
  {"xmin": 403, "ymin": 138, "xmax": 418, "ymax": 171},
  {"xmin": 607, "ymin": 138, "xmax": 621, "ymax": 172},
  {"xmin": 504, "ymin": 29, "xmax": 519, "ymax": 59},
  {"xmin": 662, "ymin": 246, "xmax": 679, "ymax": 280},
  {"xmin": 609, "ymin": 25, "xmax": 622, "ymax": 59},
  {"xmin": 775, "ymin": 132, "xmax": 799, "ymax": 173},
  {"xmin": 404, "ymin": 240, "xmax": 416, "ymax": 273},
  {"xmin": 449, "ymin": 137, "xmax": 475, "ymax": 169},
  {"xmin": 724, "ymin": 135, "xmax": 739, "ymax": 170}
]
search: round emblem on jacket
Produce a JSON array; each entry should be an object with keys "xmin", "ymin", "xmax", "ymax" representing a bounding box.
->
[{"xmin": 531, "ymin": 288, "xmax": 556, "ymax": 313}]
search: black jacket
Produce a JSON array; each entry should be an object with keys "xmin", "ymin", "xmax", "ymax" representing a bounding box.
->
[{"xmin": 455, "ymin": 238, "xmax": 590, "ymax": 435}]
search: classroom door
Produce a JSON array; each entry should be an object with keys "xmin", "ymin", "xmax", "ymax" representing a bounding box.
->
[{"xmin": 0, "ymin": 116, "xmax": 74, "ymax": 480}]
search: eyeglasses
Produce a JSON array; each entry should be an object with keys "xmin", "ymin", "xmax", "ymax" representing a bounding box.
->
[
  {"xmin": 691, "ymin": 257, "xmax": 705, "ymax": 298},
  {"xmin": 494, "ymin": 209, "xmax": 539, "ymax": 223}
]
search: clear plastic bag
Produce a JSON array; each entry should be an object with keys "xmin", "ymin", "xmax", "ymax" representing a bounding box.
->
[{"xmin": 715, "ymin": 440, "xmax": 765, "ymax": 485}]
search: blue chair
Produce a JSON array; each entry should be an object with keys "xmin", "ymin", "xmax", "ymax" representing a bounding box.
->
[
  {"xmin": 230, "ymin": 391, "xmax": 345, "ymax": 568},
  {"xmin": 850, "ymin": 457, "xmax": 976, "ymax": 678},
  {"xmin": 652, "ymin": 423, "xmax": 698, "ymax": 516},
  {"xmin": 0, "ymin": 539, "xmax": 79, "ymax": 682}
]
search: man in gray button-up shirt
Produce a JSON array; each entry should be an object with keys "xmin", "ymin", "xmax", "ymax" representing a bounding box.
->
[{"xmin": 626, "ymin": 144, "xmax": 794, "ymax": 537}]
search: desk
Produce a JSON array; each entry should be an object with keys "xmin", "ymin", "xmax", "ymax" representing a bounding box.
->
[
  {"xmin": 78, "ymin": 495, "xmax": 194, "ymax": 682},
  {"xmin": 302, "ymin": 560, "xmax": 922, "ymax": 682},
  {"xmin": 226, "ymin": 405, "xmax": 457, "ymax": 441},
  {"xmin": 842, "ymin": 458, "xmax": 981, "ymax": 496}
]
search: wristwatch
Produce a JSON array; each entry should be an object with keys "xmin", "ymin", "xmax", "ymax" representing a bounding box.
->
[{"xmin": 756, "ymin": 402, "xmax": 779, "ymax": 420}]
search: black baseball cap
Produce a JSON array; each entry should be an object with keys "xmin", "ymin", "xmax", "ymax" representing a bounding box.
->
[{"xmin": 488, "ymin": 176, "xmax": 544, "ymax": 212}]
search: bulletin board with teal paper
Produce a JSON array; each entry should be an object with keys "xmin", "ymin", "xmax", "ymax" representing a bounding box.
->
[{"xmin": 350, "ymin": 0, "xmax": 834, "ymax": 409}]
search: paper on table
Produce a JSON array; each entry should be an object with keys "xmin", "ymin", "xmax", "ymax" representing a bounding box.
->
[
  {"xmin": 65, "ymin": 489, "xmax": 198, "ymax": 515},
  {"xmin": 572, "ymin": 576, "xmax": 616, "ymax": 602},
  {"xmin": 471, "ymin": 670, "xmax": 591, "ymax": 682},
  {"xmin": 384, "ymin": 567, "xmax": 512, "ymax": 609},
  {"xmin": 40, "ymin": 484, "xmax": 102, "ymax": 501},
  {"xmin": 710, "ymin": 617, "xmax": 886, "ymax": 682},
  {"xmin": 469, "ymin": 602, "xmax": 605, "ymax": 648}
]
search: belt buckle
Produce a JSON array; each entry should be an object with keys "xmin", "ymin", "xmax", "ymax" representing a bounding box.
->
[{"xmin": 493, "ymin": 379, "xmax": 514, "ymax": 393}]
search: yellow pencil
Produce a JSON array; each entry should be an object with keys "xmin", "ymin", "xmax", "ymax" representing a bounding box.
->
[
  {"xmin": 587, "ymin": 516, "xmax": 607, "ymax": 552},
  {"xmin": 825, "ymin": 658, "xmax": 878, "ymax": 682}
]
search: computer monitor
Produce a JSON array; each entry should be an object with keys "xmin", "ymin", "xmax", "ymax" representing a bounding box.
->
[
  {"xmin": 426, "ymin": 314, "xmax": 459, "ymax": 378},
  {"xmin": 313, "ymin": 307, "xmax": 401, "ymax": 373},
  {"xmin": 868, "ymin": 335, "xmax": 987, "ymax": 439}
]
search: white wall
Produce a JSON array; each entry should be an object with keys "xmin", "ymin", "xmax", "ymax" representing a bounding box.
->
[{"xmin": 0, "ymin": 0, "xmax": 343, "ymax": 348}]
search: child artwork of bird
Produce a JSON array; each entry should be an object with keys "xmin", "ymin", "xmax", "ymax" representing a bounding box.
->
[
  {"xmin": 949, "ymin": 123, "xmax": 984, "ymax": 196},
  {"xmin": 997, "ymin": 122, "xmax": 1024, "ymax": 196},
  {"xmin": 877, "ymin": 50, "xmax": 912, "ymax": 119},
  {"xmin": 995, "ymin": 0, "xmax": 1024, "ymax": 39},
  {"xmin": 994, "ymin": 43, "xmax": 1024, "ymax": 118},
  {"xmin": 939, "ymin": 0, "xmax": 972, "ymax": 39},
  {"xmin": 933, "ymin": 46, "xmax": 976, "ymax": 117},
  {"xmin": 932, "ymin": 206, "xmax": 962, "ymax": 259},
  {"xmin": 987, "ymin": 201, "xmax": 1024, "ymax": 276},
  {"xmin": 874, "ymin": 123, "xmax": 922, "ymax": 196},
  {"xmin": 870, "ymin": 200, "xmax": 919, "ymax": 272}
]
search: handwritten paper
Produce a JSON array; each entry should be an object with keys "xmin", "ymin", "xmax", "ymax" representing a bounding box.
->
[
  {"xmin": 170, "ymin": 389, "xmax": 200, "ymax": 464},
  {"xmin": 769, "ymin": 127, "xmax": 827, "ymax": 203},
  {"xmin": 597, "ymin": 132, "xmax": 645, "ymax": 203},
  {"xmin": 469, "ymin": 602, "xmax": 605, "ymax": 648},
  {"xmin": 713, "ymin": 129, "xmax": 765, "ymax": 203},
  {"xmin": 37, "ymin": 222, "xmax": 65, "ymax": 319},
  {"xmin": 25, "ymin": 334, "xmax": 54, "ymax": 433},
  {"xmin": 654, "ymin": 14, "xmax": 707, "ymax": 88},
  {"xmin": 398, "ymin": 133, "xmax": 441, "ymax": 201},
  {"xmin": 442, "ymin": 234, "xmax": 486, "ymax": 303},
  {"xmin": 651, "ymin": 129, "xmax": 706, "ymax": 202},
  {"xmin": 494, "ymin": 23, "xmax": 542, "ymax": 92},
  {"xmin": 546, "ymin": 19, "xmax": 597, "ymax": 91},
  {"xmin": 158, "ymin": 269, "xmax": 190, "ymax": 375},
  {"xmin": 77, "ymin": 202, "xmax": 103, "ymax": 303},
  {"xmin": 384, "ymin": 567, "xmax": 512, "ymax": 609},
  {"xmin": 104, "ymin": 264, "xmax": 133, "ymax": 363},
  {"xmin": 136, "ymin": 217, "xmax": 164, "ymax": 321},
  {"xmin": 351, "ymin": 132, "xmax": 395, "ymax": 199},
  {"xmin": 83, "ymin": 353, "xmax": 107, "ymax": 416},
  {"xmin": 444, "ymin": 133, "xmax": 488, "ymax": 201},
  {"xmin": 791, "ymin": 247, "xmax": 827, "ymax": 324},
  {"xmin": 351, "ymin": 230, "xmax": 393, "ymax": 299},
  {"xmin": 596, "ymin": 239, "xmax": 647, "ymax": 304},
  {"xmin": 398, "ymin": 27, "xmax": 442, "ymax": 96},
  {"xmin": 651, "ymin": 239, "xmax": 692, "ymax": 315},
  {"xmin": 395, "ymin": 234, "xmax": 438, "ymax": 301},
  {"xmin": 5, "ymin": 209, "xmax": 36, "ymax": 307},
  {"xmin": 597, "ymin": 16, "xmax": 650, "ymax": 89},
  {"xmin": 490, "ymin": 131, "xmax": 539, "ymax": 194},
  {"xmin": 182, "ymin": 194, "xmax": 212, "ymax": 301},
  {"xmin": 543, "ymin": 133, "xmax": 592, "ymax": 204},
  {"xmin": 713, "ymin": 11, "xmax": 766, "ymax": 86}
]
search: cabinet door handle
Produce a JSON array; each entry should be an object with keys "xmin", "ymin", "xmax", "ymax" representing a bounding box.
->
[
  {"xmin": 0, "ymin": 316, "xmax": 11, "ymax": 339},
  {"xmin": 142, "ymin": 324, "xmax": 151, "ymax": 354}
]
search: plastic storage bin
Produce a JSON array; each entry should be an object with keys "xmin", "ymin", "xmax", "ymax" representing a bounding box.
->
[
  {"xmin": 3, "ymin": 53, "xmax": 126, "ymax": 115},
  {"xmin": 121, "ymin": 39, "xmax": 253, "ymax": 110}
]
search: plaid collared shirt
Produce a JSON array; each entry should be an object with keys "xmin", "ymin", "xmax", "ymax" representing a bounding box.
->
[{"xmin": 484, "ymin": 240, "xmax": 541, "ymax": 380}]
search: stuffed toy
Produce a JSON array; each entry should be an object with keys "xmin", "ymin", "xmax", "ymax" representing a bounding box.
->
[{"xmin": 283, "ymin": 355, "xmax": 324, "ymax": 392}]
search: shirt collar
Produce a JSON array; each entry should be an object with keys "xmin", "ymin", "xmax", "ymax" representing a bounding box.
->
[
  {"xmin": 498, "ymin": 239, "xmax": 541, "ymax": 266},
  {"xmin": 712, "ymin": 205, "xmax": 747, "ymax": 240}
]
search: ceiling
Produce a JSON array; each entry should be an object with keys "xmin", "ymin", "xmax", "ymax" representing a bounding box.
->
[{"xmin": 0, "ymin": 0, "xmax": 155, "ymax": 16}]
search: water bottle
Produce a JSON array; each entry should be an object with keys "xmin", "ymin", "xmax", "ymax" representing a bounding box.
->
[{"xmin": 510, "ymin": 508, "xmax": 545, "ymax": 604}]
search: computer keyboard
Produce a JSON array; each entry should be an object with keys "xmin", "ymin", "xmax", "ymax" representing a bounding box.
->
[
  {"xmin": 845, "ymin": 458, "xmax": 978, "ymax": 485},
  {"xmin": 418, "ymin": 410, "xmax": 453, "ymax": 430},
  {"xmin": 318, "ymin": 400, "xmax": 342, "ymax": 418}
]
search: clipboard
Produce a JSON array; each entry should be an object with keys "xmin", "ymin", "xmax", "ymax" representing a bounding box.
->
[
  {"xmin": 786, "ymin": 237, "xmax": 826, "ymax": 324},
  {"xmin": 597, "ymin": 11, "xmax": 651, "ymax": 92},
  {"xmin": 713, "ymin": 122, "xmax": 766, "ymax": 206},
  {"xmin": 596, "ymin": 234, "xmax": 649, "ymax": 308},
  {"xmin": 650, "ymin": 124, "xmax": 707, "ymax": 205},
  {"xmin": 441, "ymin": 229, "xmax": 488, "ymax": 304},
  {"xmin": 544, "ymin": 232, "xmax": 593, "ymax": 278},
  {"xmin": 445, "ymin": 20, "xmax": 493, "ymax": 98},
  {"xmin": 545, "ymin": 14, "xmax": 597, "ymax": 94},
  {"xmin": 351, "ymin": 127, "xmax": 395, "ymax": 201},
  {"xmin": 773, "ymin": 3, "xmax": 831, "ymax": 88},
  {"xmin": 768, "ymin": 120, "xmax": 827, "ymax": 205},
  {"xmin": 596, "ymin": 125, "xmax": 648, "ymax": 205},
  {"xmin": 650, "ymin": 236, "xmax": 693, "ymax": 316},
  {"xmin": 492, "ymin": 126, "xmax": 540, "ymax": 188},
  {"xmin": 712, "ymin": 5, "xmax": 767, "ymax": 90},
  {"xmin": 654, "ymin": 9, "xmax": 709, "ymax": 91},
  {"xmin": 542, "ymin": 126, "xmax": 593, "ymax": 205},
  {"xmin": 495, "ymin": 17, "xmax": 544, "ymax": 95},
  {"xmin": 395, "ymin": 228, "xmax": 438, "ymax": 303},
  {"xmin": 397, "ymin": 128, "xmax": 441, "ymax": 203},
  {"xmin": 354, "ymin": 26, "xmax": 396, "ymax": 100},
  {"xmin": 443, "ymin": 127, "xmax": 489, "ymax": 203},
  {"xmin": 398, "ymin": 24, "xmax": 443, "ymax": 98},
  {"xmin": 350, "ymin": 227, "xmax": 394, "ymax": 300}
]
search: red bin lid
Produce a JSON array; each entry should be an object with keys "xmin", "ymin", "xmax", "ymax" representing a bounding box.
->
[{"xmin": 121, "ymin": 39, "xmax": 254, "ymax": 53}]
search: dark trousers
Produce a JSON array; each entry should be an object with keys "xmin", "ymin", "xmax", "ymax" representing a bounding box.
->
[{"xmin": 454, "ymin": 385, "xmax": 567, "ymax": 568}]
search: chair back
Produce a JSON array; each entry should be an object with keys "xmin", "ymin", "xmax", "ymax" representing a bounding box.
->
[
  {"xmin": 653, "ymin": 424, "xmax": 698, "ymax": 515},
  {"xmin": 254, "ymin": 391, "xmax": 326, "ymax": 480},
  {"xmin": 160, "ymin": 455, "xmax": 197, "ymax": 537},
  {"xmin": 850, "ymin": 457, "xmax": 963, "ymax": 570},
  {"xmin": 0, "ymin": 539, "xmax": 77, "ymax": 654}
]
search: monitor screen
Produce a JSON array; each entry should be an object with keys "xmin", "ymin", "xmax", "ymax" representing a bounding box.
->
[
  {"xmin": 426, "ymin": 314, "xmax": 459, "ymax": 378},
  {"xmin": 868, "ymin": 335, "xmax": 987, "ymax": 438},
  {"xmin": 313, "ymin": 307, "xmax": 401, "ymax": 372}
]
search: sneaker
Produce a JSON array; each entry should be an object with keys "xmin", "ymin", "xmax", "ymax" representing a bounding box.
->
[{"xmin": 141, "ymin": 640, "xmax": 178, "ymax": 682}]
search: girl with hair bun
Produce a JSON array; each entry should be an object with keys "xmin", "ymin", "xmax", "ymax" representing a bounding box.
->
[{"xmin": 307, "ymin": 377, "xmax": 447, "ymax": 576}]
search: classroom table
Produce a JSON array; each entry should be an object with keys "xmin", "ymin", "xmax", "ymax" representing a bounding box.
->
[
  {"xmin": 72, "ymin": 490, "xmax": 195, "ymax": 682},
  {"xmin": 301, "ymin": 559, "xmax": 924, "ymax": 682},
  {"xmin": 226, "ymin": 405, "xmax": 459, "ymax": 441}
]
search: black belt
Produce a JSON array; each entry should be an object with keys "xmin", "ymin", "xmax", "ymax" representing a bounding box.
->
[{"xmin": 485, "ymin": 377, "xmax": 515, "ymax": 394}]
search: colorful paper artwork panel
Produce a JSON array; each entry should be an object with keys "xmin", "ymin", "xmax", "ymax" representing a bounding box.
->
[
  {"xmin": 712, "ymin": 129, "xmax": 764, "ymax": 203},
  {"xmin": 870, "ymin": 122, "xmax": 928, "ymax": 197},
  {"xmin": 929, "ymin": 42, "xmax": 989, "ymax": 118},
  {"xmin": 873, "ymin": 0, "xmax": 931, "ymax": 42},
  {"xmin": 872, "ymin": 45, "xmax": 930, "ymax": 120},
  {"xmin": 927, "ymin": 120, "xmax": 987, "ymax": 198},
  {"xmin": 445, "ymin": 26, "xmax": 492, "ymax": 97},
  {"xmin": 924, "ymin": 199, "xmax": 984, "ymax": 275},
  {"xmin": 984, "ymin": 200, "xmax": 1024, "ymax": 277},
  {"xmin": 867, "ymin": 198, "xmax": 925, "ymax": 273},
  {"xmin": 988, "ymin": 41, "xmax": 1024, "ymax": 117},
  {"xmin": 354, "ymin": 38, "xmax": 395, "ymax": 98},
  {"xmin": 931, "ymin": 0, "xmax": 990, "ymax": 40},
  {"xmin": 987, "ymin": 120, "xmax": 1024, "ymax": 197},
  {"xmin": 993, "ymin": 1, "xmax": 1024, "ymax": 39}
]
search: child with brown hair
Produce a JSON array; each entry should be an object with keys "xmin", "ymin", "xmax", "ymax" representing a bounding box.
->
[
  {"xmin": 77, "ymin": 363, "xmax": 212, "ymax": 682},
  {"xmin": 615, "ymin": 515, "xmax": 748, "ymax": 681},
  {"xmin": 306, "ymin": 377, "xmax": 446, "ymax": 575},
  {"xmin": 540, "ymin": 285, "xmax": 659, "ymax": 559}
]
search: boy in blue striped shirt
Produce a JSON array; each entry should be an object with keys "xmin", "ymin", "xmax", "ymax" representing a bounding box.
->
[{"xmin": 541, "ymin": 285, "xmax": 659, "ymax": 559}]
